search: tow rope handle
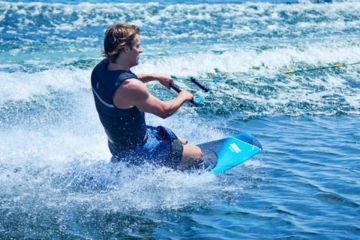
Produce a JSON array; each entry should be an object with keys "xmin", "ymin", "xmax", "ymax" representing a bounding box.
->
[{"xmin": 169, "ymin": 83, "xmax": 203, "ymax": 107}]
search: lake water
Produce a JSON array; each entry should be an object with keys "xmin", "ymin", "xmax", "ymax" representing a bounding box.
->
[{"xmin": 0, "ymin": 0, "xmax": 359, "ymax": 238}]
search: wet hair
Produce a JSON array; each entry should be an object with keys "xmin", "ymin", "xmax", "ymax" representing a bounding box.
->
[{"xmin": 103, "ymin": 23, "xmax": 140, "ymax": 63}]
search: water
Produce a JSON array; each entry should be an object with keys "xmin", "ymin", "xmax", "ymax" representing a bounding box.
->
[{"xmin": 1, "ymin": 0, "xmax": 359, "ymax": 238}]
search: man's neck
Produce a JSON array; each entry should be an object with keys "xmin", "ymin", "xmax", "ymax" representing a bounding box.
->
[{"xmin": 107, "ymin": 58, "xmax": 131, "ymax": 71}]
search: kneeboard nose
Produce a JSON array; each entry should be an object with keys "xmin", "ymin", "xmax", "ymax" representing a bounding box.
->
[{"xmin": 197, "ymin": 133, "xmax": 262, "ymax": 174}]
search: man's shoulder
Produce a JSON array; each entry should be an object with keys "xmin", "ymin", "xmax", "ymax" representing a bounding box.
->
[
  {"xmin": 114, "ymin": 78, "xmax": 149, "ymax": 105},
  {"xmin": 121, "ymin": 78, "xmax": 146, "ymax": 92}
]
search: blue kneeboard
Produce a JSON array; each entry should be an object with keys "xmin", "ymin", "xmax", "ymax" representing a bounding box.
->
[{"xmin": 197, "ymin": 133, "xmax": 262, "ymax": 174}]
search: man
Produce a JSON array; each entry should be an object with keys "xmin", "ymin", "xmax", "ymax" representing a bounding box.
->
[{"xmin": 91, "ymin": 23, "xmax": 202, "ymax": 169}]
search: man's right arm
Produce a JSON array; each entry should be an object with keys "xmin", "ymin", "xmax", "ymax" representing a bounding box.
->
[{"xmin": 113, "ymin": 79, "xmax": 193, "ymax": 119}]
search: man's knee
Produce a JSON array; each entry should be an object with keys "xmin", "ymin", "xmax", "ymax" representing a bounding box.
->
[
  {"xmin": 192, "ymin": 145, "xmax": 203, "ymax": 160},
  {"xmin": 182, "ymin": 144, "xmax": 203, "ymax": 162}
]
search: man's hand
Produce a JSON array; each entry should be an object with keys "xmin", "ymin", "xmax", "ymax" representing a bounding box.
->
[
  {"xmin": 178, "ymin": 90, "xmax": 193, "ymax": 102},
  {"xmin": 156, "ymin": 74, "xmax": 174, "ymax": 89}
]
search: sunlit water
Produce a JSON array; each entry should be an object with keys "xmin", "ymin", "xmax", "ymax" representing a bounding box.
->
[{"xmin": 1, "ymin": 0, "xmax": 359, "ymax": 238}]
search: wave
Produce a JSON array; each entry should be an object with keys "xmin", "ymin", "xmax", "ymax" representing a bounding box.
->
[
  {"xmin": 0, "ymin": 0, "xmax": 359, "ymax": 126},
  {"xmin": 1, "ymin": 1, "xmax": 360, "ymax": 51},
  {"xmin": 1, "ymin": 38, "xmax": 359, "ymax": 121}
]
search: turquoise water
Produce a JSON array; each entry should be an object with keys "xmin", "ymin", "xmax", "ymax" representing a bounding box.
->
[{"xmin": 0, "ymin": 0, "xmax": 359, "ymax": 238}]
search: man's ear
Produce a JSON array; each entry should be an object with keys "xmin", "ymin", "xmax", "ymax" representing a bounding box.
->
[{"xmin": 123, "ymin": 45, "xmax": 130, "ymax": 53}]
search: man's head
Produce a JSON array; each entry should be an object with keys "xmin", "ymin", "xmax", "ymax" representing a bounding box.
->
[{"xmin": 103, "ymin": 23, "xmax": 140, "ymax": 64}]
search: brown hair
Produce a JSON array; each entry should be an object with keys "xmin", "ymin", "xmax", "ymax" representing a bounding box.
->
[{"xmin": 103, "ymin": 23, "xmax": 140, "ymax": 63}]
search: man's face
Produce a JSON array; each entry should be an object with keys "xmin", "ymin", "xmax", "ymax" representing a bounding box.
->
[{"xmin": 127, "ymin": 34, "xmax": 143, "ymax": 67}]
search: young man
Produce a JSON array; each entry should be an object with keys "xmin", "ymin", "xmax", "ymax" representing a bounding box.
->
[{"xmin": 91, "ymin": 23, "xmax": 202, "ymax": 169}]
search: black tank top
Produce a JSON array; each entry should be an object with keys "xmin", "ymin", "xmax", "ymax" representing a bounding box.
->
[{"xmin": 91, "ymin": 59, "xmax": 147, "ymax": 149}]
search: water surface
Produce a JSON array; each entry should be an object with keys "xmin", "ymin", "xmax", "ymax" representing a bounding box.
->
[{"xmin": 0, "ymin": 0, "xmax": 359, "ymax": 238}]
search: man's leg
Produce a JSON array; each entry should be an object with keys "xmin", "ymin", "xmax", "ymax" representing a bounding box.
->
[{"xmin": 178, "ymin": 143, "xmax": 203, "ymax": 169}]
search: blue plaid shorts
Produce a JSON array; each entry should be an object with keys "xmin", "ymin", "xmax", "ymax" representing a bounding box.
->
[{"xmin": 108, "ymin": 126, "xmax": 183, "ymax": 168}]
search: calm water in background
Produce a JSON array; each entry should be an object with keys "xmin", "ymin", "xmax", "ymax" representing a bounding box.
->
[{"xmin": 0, "ymin": 0, "xmax": 359, "ymax": 239}]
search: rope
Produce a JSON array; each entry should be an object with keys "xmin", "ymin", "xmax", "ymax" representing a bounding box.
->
[{"xmin": 284, "ymin": 61, "xmax": 360, "ymax": 75}]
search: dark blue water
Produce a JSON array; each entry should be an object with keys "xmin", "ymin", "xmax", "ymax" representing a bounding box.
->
[{"xmin": 0, "ymin": 0, "xmax": 359, "ymax": 239}]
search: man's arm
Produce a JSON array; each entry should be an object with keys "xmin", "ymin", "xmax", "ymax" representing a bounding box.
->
[
  {"xmin": 137, "ymin": 73, "xmax": 158, "ymax": 83},
  {"xmin": 113, "ymin": 79, "xmax": 193, "ymax": 119},
  {"xmin": 137, "ymin": 74, "xmax": 173, "ymax": 89}
]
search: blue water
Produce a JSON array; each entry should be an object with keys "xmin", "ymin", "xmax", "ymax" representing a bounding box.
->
[{"xmin": 0, "ymin": 0, "xmax": 359, "ymax": 239}]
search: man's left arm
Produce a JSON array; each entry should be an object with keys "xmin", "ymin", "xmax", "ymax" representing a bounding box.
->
[{"xmin": 137, "ymin": 74, "xmax": 173, "ymax": 89}]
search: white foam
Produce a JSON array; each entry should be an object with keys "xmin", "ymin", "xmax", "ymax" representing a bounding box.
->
[
  {"xmin": 0, "ymin": 119, "xmax": 246, "ymax": 211},
  {"xmin": 135, "ymin": 40, "xmax": 360, "ymax": 77},
  {"xmin": 2, "ymin": 1, "xmax": 360, "ymax": 41},
  {"xmin": 1, "ymin": 35, "xmax": 359, "ymax": 116},
  {"xmin": 0, "ymin": 157, "xmax": 229, "ymax": 212},
  {"xmin": 0, "ymin": 68, "xmax": 91, "ymax": 104},
  {"xmin": 0, "ymin": 126, "xmax": 108, "ymax": 165}
]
